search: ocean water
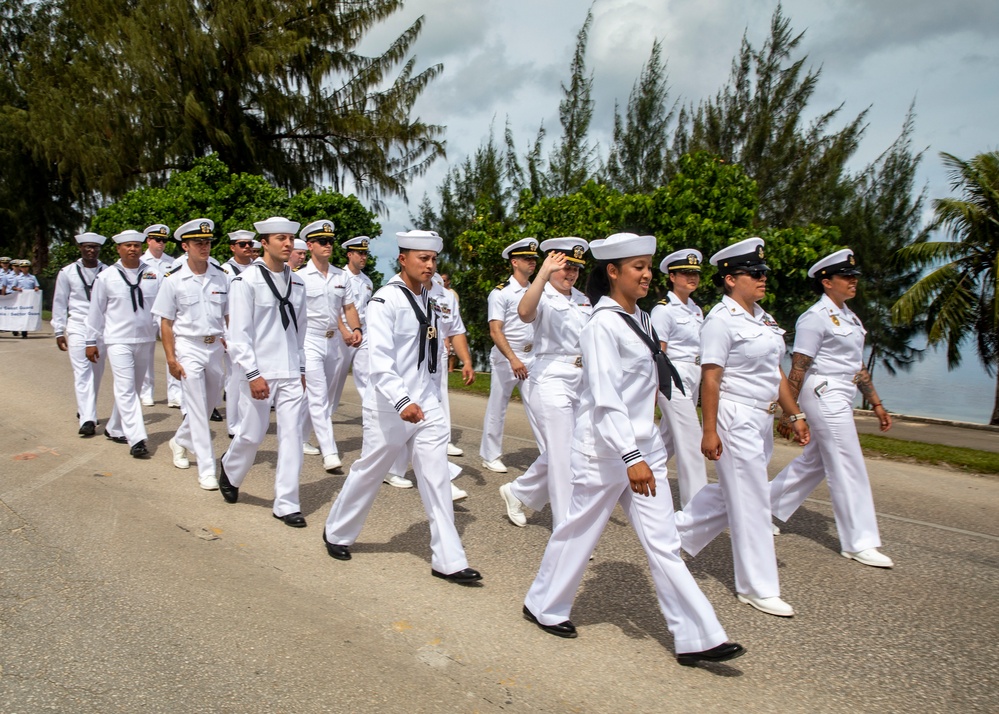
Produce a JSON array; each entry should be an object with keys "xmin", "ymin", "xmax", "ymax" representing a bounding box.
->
[{"xmin": 861, "ymin": 345, "xmax": 996, "ymax": 425}]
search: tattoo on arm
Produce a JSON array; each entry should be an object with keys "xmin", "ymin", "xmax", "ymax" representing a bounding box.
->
[
  {"xmin": 786, "ymin": 353, "xmax": 813, "ymax": 402},
  {"xmin": 856, "ymin": 368, "xmax": 881, "ymax": 404}
]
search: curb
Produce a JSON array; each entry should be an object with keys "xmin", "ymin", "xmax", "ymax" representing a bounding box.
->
[{"xmin": 854, "ymin": 408, "xmax": 999, "ymax": 433}]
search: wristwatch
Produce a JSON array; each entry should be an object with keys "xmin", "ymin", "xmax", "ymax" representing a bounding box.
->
[{"xmin": 787, "ymin": 413, "xmax": 807, "ymax": 423}]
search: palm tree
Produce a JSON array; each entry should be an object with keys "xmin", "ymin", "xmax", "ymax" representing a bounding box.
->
[{"xmin": 893, "ymin": 151, "xmax": 999, "ymax": 424}]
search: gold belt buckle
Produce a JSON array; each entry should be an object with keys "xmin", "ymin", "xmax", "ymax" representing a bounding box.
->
[
  {"xmin": 523, "ymin": 343, "xmax": 533, "ymax": 353},
  {"xmin": 203, "ymin": 336, "xmax": 216, "ymax": 344},
  {"xmin": 767, "ymin": 401, "xmax": 777, "ymax": 414},
  {"xmin": 427, "ymin": 325, "xmax": 437, "ymax": 340},
  {"xmin": 325, "ymin": 329, "xmax": 336, "ymax": 339},
  {"xmin": 573, "ymin": 356, "xmax": 582, "ymax": 368}
]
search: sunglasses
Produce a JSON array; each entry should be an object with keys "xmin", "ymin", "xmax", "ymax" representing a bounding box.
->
[
  {"xmin": 733, "ymin": 269, "xmax": 770, "ymax": 280},
  {"xmin": 147, "ymin": 237, "xmax": 166, "ymax": 243},
  {"xmin": 309, "ymin": 238, "xmax": 334, "ymax": 247},
  {"xmin": 233, "ymin": 241, "xmax": 254, "ymax": 249}
]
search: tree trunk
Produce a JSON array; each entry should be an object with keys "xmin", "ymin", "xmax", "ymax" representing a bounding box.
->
[
  {"xmin": 991, "ymin": 371, "xmax": 999, "ymax": 426},
  {"xmin": 33, "ymin": 224, "xmax": 48, "ymax": 274}
]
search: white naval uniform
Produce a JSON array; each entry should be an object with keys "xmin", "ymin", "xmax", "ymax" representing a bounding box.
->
[
  {"xmin": 388, "ymin": 278, "xmax": 465, "ymax": 481},
  {"xmin": 510, "ymin": 283, "xmax": 591, "ymax": 526},
  {"xmin": 139, "ymin": 250, "xmax": 181, "ymax": 406},
  {"xmin": 479, "ymin": 276, "xmax": 538, "ymax": 462},
  {"xmin": 52, "ymin": 259, "xmax": 108, "ymax": 427},
  {"xmin": 221, "ymin": 258, "xmax": 254, "ymax": 437},
  {"xmin": 324, "ymin": 275, "xmax": 469, "ymax": 574},
  {"xmin": 298, "ymin": 259, "xmax": 354, "ymax": 458},
  {"xmin": 151, "ymin": 263, "xmax": 229, "ymax": 485},
  {"xmin": 222, "ymin": 261, "xmax": 307, "ymax": 517},
  {"xmin": 524, "ymin": 296, "xmax": 728, "ymax": 654},
  {"xmin": 85, "ymin": 261, "xmax": 160, "ymax": 447},
  {"xmin": 331, "ymin": 267, "xmax": 373, "ymax": 409},
  {"xmin": 770, "ymin": 294, "xmax": 882, "ymax": 553},
  {"xmin": 650, "ymin": 292, "xmax": 708, "ymax": 507},
  {"xmin": 675, "ymin": 295, "xmax": 786, "ymax": 600}
]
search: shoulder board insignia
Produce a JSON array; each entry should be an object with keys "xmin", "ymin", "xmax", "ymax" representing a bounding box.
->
[
  {"xmin": 210, "ymin": 263, "xmax": 225, "ymax": 273},
  {"xmin": 163, "ymin": 269, "xmax": 175, "ymax": 278},
  {"xmin": 370, "ymin": 296, "xmax": 385, "ymax": 304},
  {"xmin": 657, "ymin": 298, "xmax": 668, "ymax": 306}
]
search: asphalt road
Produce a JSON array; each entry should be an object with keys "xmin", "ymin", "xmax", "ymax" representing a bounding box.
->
[{"xmin": 1, "ymin": 331, "xmax": 997, "ymax": 713}]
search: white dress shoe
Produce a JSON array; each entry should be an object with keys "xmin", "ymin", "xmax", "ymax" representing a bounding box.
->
[
  {"xmin": 737, "ymin": 593, "xmax": 794, "ymax": 617},
  {"xmin": 141, "ymin": 397, "xmax": 155, "ymax": 407},
  {"xmin": 447, "ymin": 443, "xmax": 464, "ymax": 457},
  {"xmin": 499, "ymin": 483, "xmax": 527, "ymax": 527},
  {"xmin": 167, "ymin": 401, "xmax": 182, "ymax": 409},
  {"xmin": 481, "ymin": 458, "xmax": 508, "ymax": 473},
  {"xmin": 323, "ymin": 453, "xmax": 342, "ymax": 472},
  {"xmin": 383, "ymin": 474, "xmax": 413, "ymax": 489},
  {"xmin": 199, "ymin": 475, "xmax": 219, "ymax": 491},
  {"xmin": 168, "ymin": 438, "xmax": 190, "ymax": 469},
  {"xmin": 302, "ymin": 442, "xmax": 321, "ymax": 455},
  {"xmin": 842, "ymin": 548, "xmax": 894, "ymax": 568},
  {"xmin": 772, "ymin": 522, "xmax": 781, "ymax": 535},
  {"xmin": 451, "ymin": 483, "xmax": 468, "ymax": 501}
]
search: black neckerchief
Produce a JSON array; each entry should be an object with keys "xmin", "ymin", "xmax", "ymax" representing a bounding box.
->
[
  {"xmin": 592, "ymin": 306, "xmax": 684, "ymax": 400},
  {"xmin": 229, "ymin": 262, "xmax": 243, "ymax": 276},
  {"xmin": 395, "ymin": 283, "xmax": 438, "ymax": 373},
  {"xmin": 115, "ymin": 265, "xmax": 146, "ymax": 311},
  {"xmin": 257, "ymin": 264, "xmax": 298, "ymax": 331},
  {"xmin": 76, "ymin": 262, "xmax": 103, "ymax": 301}
]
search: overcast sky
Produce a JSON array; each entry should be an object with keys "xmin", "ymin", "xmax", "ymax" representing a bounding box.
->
[{"xmin": 356, "ymin": 0, "xmax": 999, "ymax": 268}]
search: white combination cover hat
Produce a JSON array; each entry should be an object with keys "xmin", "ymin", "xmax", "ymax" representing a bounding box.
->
[{"xmin": 540, "ymin": 237, "xmax": 589, "ymax": 264}]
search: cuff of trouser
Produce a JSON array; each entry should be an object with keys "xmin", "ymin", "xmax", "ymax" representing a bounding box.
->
[
  {"xmin": 394, "ymin": 396, "xmax": 411, "ymax": 413},
  {"xmin": 622, "ymin": 449, "xmax": 643, "ymax": 466}
]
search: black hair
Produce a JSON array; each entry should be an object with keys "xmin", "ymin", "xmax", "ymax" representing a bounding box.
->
[
  {"xmin": 586, "ymin": 259, "xmax": 621, "ymax": 304},
  {"xmin": 811, "ymin": 276, "xmax": 827, "ymax": 295}
]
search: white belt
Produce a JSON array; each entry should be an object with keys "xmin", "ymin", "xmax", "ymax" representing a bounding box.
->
[
  {"xmin": 672, "ymin": 356, "xmax": 701, "ymax": 365},
  {"xmin": 308, "ymin": 327, "xmax": 338, "ymax": 339},
  {"xmin": 814, "ymin": 371, "xmax": 861, "ymax": 384},
  {"xmin": 720, "ymin": 391, "xmax": 777, "ymax": 413},
  {"xmin": 535, "ymin": 353, "xmax": 583, "ymax": 367},
  {"xmin": 178, "ymin": 335, "xmax": 222, "ymax": 344}
]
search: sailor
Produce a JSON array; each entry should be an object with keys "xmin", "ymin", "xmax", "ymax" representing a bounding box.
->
[
  {"xmin": 219, "ymin": 217, "xmax": 309, "ymax": 527},
  {"xmin": 479, "ymin": 237, "xmax": 540, "ymax": 473},
  {"xmin": 152, "ymin": 219, "xmax": 229, "ymax": 490},
  {"xmin": 52, "ymin": 232, "xmax": 108, "ymax": 436},
  {"xmin": 522, "ymin": 232, "xmax": 744, "ymax": 667},
  {"xmin": 9, "ymin": 259, "xmax": 40, "ymax": 338},
  {"xmin": 329, "ymin": 235, "xmax": 374, "ymax": 416},
  {"xmin": 288, "ymin": 238, "xmax": 309, "ymax": 271},
  {"xmin": 85, "ymin": 229, "xmax": 161, "ymax": 458},
  {"xmin": 649, "ymin": 249, "xmax": 708, "ymax": 507},
  {"xmin": 499, "ymin": 237, "xmax": 592, "ymax": 528},
  {"xmin": 220, "ymin": 230, "xmax": 258, "ymax": 438},
  {"xmin": 140, "ymin": 224, "xmax": 181, "ymax": 407},
  {"xmin": 770, "ymin": 248, "xmax": 894, "ymax": 568},
  {"xmin": 298, "ymin": 219, "xmax": 361, "ymax": 472},
  {"xmin": 674, "ymin": 237, "xmax": 810, "ymax": 618},
  {"xmin": 321, "ymin": 230, "xmax": 481, "ymax": 584}
]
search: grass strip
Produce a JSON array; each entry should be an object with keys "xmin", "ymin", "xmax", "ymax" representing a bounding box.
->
[{"xmin": 858, "ymin": 434, "xmax": 999, "ymax": 475}]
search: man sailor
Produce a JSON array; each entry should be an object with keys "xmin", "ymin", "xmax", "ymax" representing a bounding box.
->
[
  {"xmin": 220, "ymin": 230, "xmax": 258, "ymax": 437},
  {"xmin": 52, "ymin": 232, "xmax": 108, "ymax": 436},
  {"xmin": 330, "ymin": 235, "xmax": 374, "ymax": 414},
  {"xmin": 140, "ymin": 224, "xmax": 181, "ymax": 407}
]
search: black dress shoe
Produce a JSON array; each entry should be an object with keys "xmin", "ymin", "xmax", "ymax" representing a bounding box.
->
[
  {"xmin": 78, "ymin": 421, "xmax": 96, "ymax": 437},
  {"xmin": 431, "ymin": 567, "xmax": 482, "ymax": 584},
  {"xmin": 218, "ymin": 458, "xmax": 239, "ymax": 503},
  {"xmin": 322, "ymin": 530, "xmax": 351, "ymax": 560},
  {"xmin": 105, "ymin": 430, "xmax": 128, "ymax": 444},
  {"xmin": 676, "ymin": 642, "xmax": 745, "ymax": 667},
  {"xmin": 522, "ymin": 605, "xmax": 577, "ymax": 638},
  {"xmin": 273, "ymin": 511, "xmax": 307, "ymax": 528},
  {"xmin": 130, "ymin": 440, "xmax": 149, "ymax": 458},
  {"xmin": 210, "ymin": 408, "xmax": 223, "ymax": 422}
]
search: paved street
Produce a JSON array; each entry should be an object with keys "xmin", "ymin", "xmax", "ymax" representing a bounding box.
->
[{"xmin": 1, "ymin": 331, "xmax": 997, "ymax": 713}]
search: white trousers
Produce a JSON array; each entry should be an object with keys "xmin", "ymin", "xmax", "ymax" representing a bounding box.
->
[
  {"xmin": 66, "ymin": 330, "xmax": 105, "ymax": 426},
  {"xmin": 331, "ymin": 341, "xmax": 369, "ymax": 410},
  {"xmin": 510, "ymin": 358, "xmax": 583, "ymax": 527},
  {"xmin": 389, "ymin": 362, "xmax": 461, "ymax": 481},
  {"xmin": 172, "ymin": 338, "xmax": 225, "ymax": 482},
  {"xmin": 141, "ymin": 328, "xmax": 182, "ymax": 405},
  {"xmin": 657, "ymin": 361, "xmax": 708, "ymax": 507},
  {"xmin": 479, "ymin": 346, "xmax": 537, "ymax": 462},
  {"xmin": 524, "ymin": 447, "xmax": 728, "ymax": 654},
  {"xmin": 222, "ymin": 377, "xmax": 305, "ymax": 517},
  {"xmin": 771, "ymin": 375, "xmax": 882, "ymax": 553},
  {"xmin": 224, "ymin": 352, "xmax": 243, "ymax": 437},
  {"xmin": 105, "ymin": 342, "xmax": 154, "ymax": 447},
  {"xmin": 303, "ymin": 331, "xmax": 342, "ymax": 457},
  {"xmin": 325, "ymin": 407, "xmax": 469, "ymax": 574},
  {"xmin": 675, "ymin": 400, "xmax": 779, "ymax": 599}
]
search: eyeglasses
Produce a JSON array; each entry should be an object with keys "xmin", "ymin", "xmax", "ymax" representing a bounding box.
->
[
  {"xmin": 733, "ymin": 269, "xmax": 769, "ymax": 280},
  {"xmin": 309, "ymin": 238, "xmax": 334, "ymax": 247},
  {"xmin": 233, "ymin": 241, "xmax": 254, "ymax": 249},
  {"xmin": 146, "ymin": 237, "xmax": 166, "ymax": 243}
]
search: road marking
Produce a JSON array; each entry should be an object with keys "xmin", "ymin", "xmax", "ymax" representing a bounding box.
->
[
  {"xmin": 0, "ymin": 451, "xmax": 98, "ymax": 502},
  {"xmin": 804, "ymin": 496, "xmax": 999, "ymax": 542}
]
